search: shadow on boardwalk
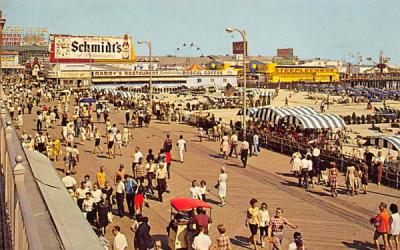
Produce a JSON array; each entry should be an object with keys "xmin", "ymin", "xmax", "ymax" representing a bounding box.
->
[{"xmin": 341, "ymin": 240, "xmax": 375, "ymax": 249}]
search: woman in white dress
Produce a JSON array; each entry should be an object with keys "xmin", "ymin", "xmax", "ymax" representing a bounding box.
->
[
  {"xmin": 389, "ymin": 203, "xmax": 400, "ymax": 250},
  {"xmin": 220, "ymin": 133, "xmax": 230, "ymax": 160},
  {"xmin": 290, "ymin": 151, "xmax": 302, "ymax": 175},
  {"xmin": 217, "ymin": 167, "xmax": 227, "ymax": 207}
]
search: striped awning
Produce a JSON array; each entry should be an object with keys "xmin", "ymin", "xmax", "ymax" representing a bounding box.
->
[
  {"xmin": 237, "ymin": 107, "xmax": 259, "ymax": 116},
  {"xmin": 237, "ymin": 88, "xmax": 275, "ymax": 98},
  {"xmin": 285, "ymin": 114, "xmax": 346, "ymax": 129},
  {"xmin": 255, "ymin": 106, "xmax": 317, "ymax": 124},
  {"xmin": 369, "ymin": 136, "xmax": 400, "ymax": 151}
]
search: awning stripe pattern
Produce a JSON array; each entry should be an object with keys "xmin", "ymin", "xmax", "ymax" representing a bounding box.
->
[
  {"xmin": 369, "ymin": 136, "xmax": 400, "ymax": 151},
  {"xmin": 237, "ymin": 88, "xmax": 276, "ymax": 98},
  {"xmin": 237, "ymin": 107, "xmax": 259, "ymax": 116},
  {"xmin": 255, "ymin": 106, "xmax": 317, "ymax": 124},
  {"xmin": 287, "ymin": 114, "xmax": 346, "ymax": 129}
]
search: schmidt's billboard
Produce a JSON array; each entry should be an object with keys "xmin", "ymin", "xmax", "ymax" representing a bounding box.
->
[{"xmin": 49, "ymin": 34, "xmax": 135, "ymax": 63}]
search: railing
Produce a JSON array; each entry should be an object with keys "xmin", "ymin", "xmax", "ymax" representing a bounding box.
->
[
  {"xmin": 0, "ymin": 85, "xmax": 104, "ymax": 250},
  {"xmin": 0, "ymin": 108, "xmax": 45, "ymax": 250}
]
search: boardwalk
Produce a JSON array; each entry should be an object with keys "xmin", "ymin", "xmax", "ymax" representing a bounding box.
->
[{"xmin": 18, "ymin": 105, "xmax": 400, "ymax": 249}]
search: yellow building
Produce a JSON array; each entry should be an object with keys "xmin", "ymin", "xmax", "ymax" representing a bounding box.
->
[{"xmin": 258, "ymin": 63, "xmax": 339, "ymax": 83}]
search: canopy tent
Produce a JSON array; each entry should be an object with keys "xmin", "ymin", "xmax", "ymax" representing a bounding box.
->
[
  {"xmin": 285, "ymin": 114, "xmax": 346, "ymax": 129},
  {"xmin": 170, "ymin": 198, "xmax": 212, "ymax": 212},
  {"xmin": 255, "ymin": 106, "xmax": 317, "ymax": 124},
  {"xmin": 187, "ymin": 64, "xmax": 205, "ymax": 71},
  {"xmin": 237, "ymin": 107, "xmax": 259, "ymax": 116},
  {"xmin": 237, "ymin": 88, "xmax": 276, "ymax": 98},
  {"xmin": 369, "ymin": 136, "xmax": 400, "ymax": 151}
]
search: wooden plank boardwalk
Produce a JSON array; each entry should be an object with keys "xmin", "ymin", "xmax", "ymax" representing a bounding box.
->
[{"xmin": 17, "ymin": 105, "xmax": 400, "ymax": 249}]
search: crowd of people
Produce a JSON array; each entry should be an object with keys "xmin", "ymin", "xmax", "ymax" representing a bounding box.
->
[{"xmin": 2, "ymin": 73, "xmax": 400, "ymax": 250}]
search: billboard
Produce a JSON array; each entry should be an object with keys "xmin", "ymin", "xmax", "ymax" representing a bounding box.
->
[
  {"xmin": 1, "ymin": 51, "xmax": 20, "ymax": 69},
  {"xmin": 233, "ymin": 41, "xmax": 247, "ymax": 55},
  {"xmin": 277, "ymin": 48, "xmax": 294, "ymax": 58},
  {"xmin": 49, "ymin": 34, "xmax": 135, "ymax": 63},
  {"xmin": 2, "ymin": 26, "xmax": 48, "ymax": 46}
]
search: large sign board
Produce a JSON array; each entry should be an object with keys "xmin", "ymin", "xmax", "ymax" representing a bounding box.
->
[
  {"xmin": 2, "ymin": 26, "xmax": 48, "ymax": 46},
  {"xmin": 277, "ymin": 48, "xmax": 294, "ymax": 58},
  {"xmin": 1, "ymin": 51, "xmax": 20, "ymax": 69},
  {"xmin": 233, "ymin": 41, "xmax": 247, "ymax": 55},
  {"xmin": 49, "ymin": 34, "xmax": 135, "ymax": 63}
]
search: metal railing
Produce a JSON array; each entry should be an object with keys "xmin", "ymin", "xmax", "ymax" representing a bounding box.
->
[{"xmin": 0, "ymin": 85, "xmax": 104, "ymax": 250}]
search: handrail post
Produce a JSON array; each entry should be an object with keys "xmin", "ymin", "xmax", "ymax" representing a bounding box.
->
[{"xmin": 13, "ymin": 155, "xmax": 24, "ymax": 183}]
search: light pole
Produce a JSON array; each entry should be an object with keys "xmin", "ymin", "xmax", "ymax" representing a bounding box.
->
[
  {"xmin": 138, "ymin": 40, "xmax": 153, "ymax": 106},
  {"xmin": 226, "ymin": 27, "xmax": 247, "ymax": 134}
]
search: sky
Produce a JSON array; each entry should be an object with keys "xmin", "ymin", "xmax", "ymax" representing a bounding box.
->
[{"xmin": 3, "ymin": 0, "xmax": 400, "ymax": 64}]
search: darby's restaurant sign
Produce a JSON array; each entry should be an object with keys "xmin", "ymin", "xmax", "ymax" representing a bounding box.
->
[{"xmin": 49, "ymin": 34, "xmax": 135, "ymax": 63}]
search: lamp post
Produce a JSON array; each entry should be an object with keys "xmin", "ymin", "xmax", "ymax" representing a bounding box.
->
[
  {"xmin": 138, "ymin": 40, "xmax": 153, "ymax": 106},
  {"xmin": 226, "ymin": 27, "xmax": 247, "ymax": 134}
]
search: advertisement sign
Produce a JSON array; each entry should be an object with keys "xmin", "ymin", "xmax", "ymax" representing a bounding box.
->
[
  {"xmin": 277, "ymin": 48, "xmax": 294, "ymax": 58},
  {"xmin": 49, "ymin": 34, "xmax": 135, "ymax": 63},
  {"xmin": 1, "ymin": 51, "xmax": 20, "ymax": 69},
  {"xmin": 276, "ymin": 67, "xmax": 337, "ymax": 73},
  {"xmin": 233, "ymin": 41, "xmax": 247, "ymax": 55},
  {"xmin": 2, "ymin": 26, "xmax": 48, "ymax": 46}
]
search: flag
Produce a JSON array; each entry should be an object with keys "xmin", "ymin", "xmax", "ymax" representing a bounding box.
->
[{"xmin": 224, "ymin": 83, "xmax": 235, "ymax": 97}]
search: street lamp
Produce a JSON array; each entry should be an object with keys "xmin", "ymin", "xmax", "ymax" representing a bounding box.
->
[
  {"xmin": 137, "ymin": 40, "xmax": 153, "ymax": 106},
  {"xmin": 226, "ymin": 27, "xmax": 247, "ymax": 134}
]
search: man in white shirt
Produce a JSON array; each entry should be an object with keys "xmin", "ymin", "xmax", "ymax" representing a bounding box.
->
[
  {"xmin": 61, "ymin": 170, "xmax": 76, "ymax": 190},
  {"xmin": 240, "ymin": 139, "xmax": 249, "ymax": 168},
  {"xmin": 229, "ymin": 132, "xmax": 238, "ymax": 158},
  {"xmin": 116, "ymin": 176, "xmax": 126, "ymax": 217},
  {"xmin": 177, "ymin": 135, "xmax": 187, "ymax": 163},
  {"xmin": 189, "ymin": 180, "xmax": 201, "ymax": 199},
  {"xmin": 192, "ymin": 226, "xmax": 211, "ymax": 250},
  {"xmin": 112, "ymin": 226, "xmax": 128, "ymax": 250},
  {"xmin": 132, "ymin": 147, "xmax": 143, "ymax": 174},
  {"xmin": 301, "ymin": 154, "xmax": 314, "ymax": 189}
]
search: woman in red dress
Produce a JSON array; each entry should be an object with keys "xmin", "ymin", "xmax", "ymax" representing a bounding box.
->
[{"xmin": 134, "ymin": 178, "xmax": 147, "ymax": 215}]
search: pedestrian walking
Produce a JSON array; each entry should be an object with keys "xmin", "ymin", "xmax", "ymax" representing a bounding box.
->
[
  {"xmin": 214, "ymin": 224, "xmax": 232, "ymax": 250},
  {"xmin": 97, "ymin": 194, "xmax": 110, "ymax": 235},
  {"xmin": 370, "ymin": 202, "xmax": 390, "ymax": 250},
  {"xmin": 246, "ymin": 198, "xmax": 260, "ymax": 250},
  {"xmin": 240, "ymin": 138, "xmax": 249, "ymax": 168},
  {"xmin": 253, "ymin": 132, "xmax": 259, "ymax": 156},
  {"xmin": 259, "ymin": 202, "xmax": 270, "ymax": 248},
  {"xmin": 146, "ymin": 159, "xmax": 156, "ymax": 194},
  {"xmin": 115, "ymin": 176, "xmax": 125, "ymax": 217},
  {"xmin": 229, "ymin": 132, "xmax": 238, "ymax": 158},
  {"xmin": 135, "ymin": 217, "xmax": 153, "ymax": 250},
  {"xmin": 268, "ymin": 208, "xmax": 298, "ymax": 250},
  {"xmin": 328, "ymin": 162, "xmax": 338, "ymax": 197},
  {"xmin": 156, "ymin": 162, "xmax": 167, "ymax": 202},
  {"xmin": 217, "ymin": 167, "xmax": 227, "ymax": 206},
  {"xmin": 132, "ymin": 147, "xmax": 143, "ymax": 176},
  {"xmin": 112, "ymin": 226, "xmax": 128, "ymax": 250},
  {"xmin": 177, "ymin": 135, "xmax": 187, "ymax": 163},
  {"xmin": 124, "ymin": 175, "xmax": 136, "ymax": 218},
  {"xmin": 288, "ymin": 232, "xmax": 305, "ymax": 250},
  {"xmin": 389, "ymin": 203, "xmax": 400, "ymax": 250},
  {"xmin": 220, "ymin": 132, "xmax": 229, "ymax": 160}
]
